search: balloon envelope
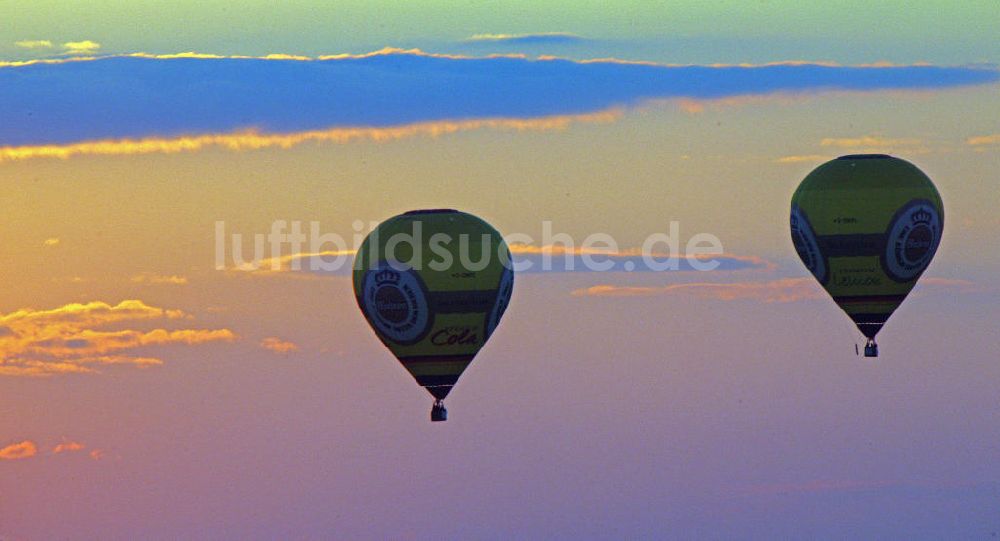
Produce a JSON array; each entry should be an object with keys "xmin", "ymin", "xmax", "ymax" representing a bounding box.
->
[
  {"xmin": 354, "ymin": 209, "xmax": 513, "ymax": 406},
  {"xmin": 790, "ymin": 154, "xmax": 943, "ymax": 342}
]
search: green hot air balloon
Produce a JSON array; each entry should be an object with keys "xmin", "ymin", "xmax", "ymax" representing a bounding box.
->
[
  {"xmin": 790, "ymin": 154, "xmax": 943, "ymax": 357},
  {"xmin": 354, "ymin": 209, "xmax": 514, "ymax": 421}
]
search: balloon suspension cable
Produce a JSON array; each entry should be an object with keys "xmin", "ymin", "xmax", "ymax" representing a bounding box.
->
[
  {"xmin": 863, "ymin": 338, "xmax": 879, "ymax": 358},
  {"xmin": 431, "ymin": 399, "xmax": 448, "ymax": 422}
]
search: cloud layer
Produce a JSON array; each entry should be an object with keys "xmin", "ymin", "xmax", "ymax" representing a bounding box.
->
[
  {"xmin": 0, "ymin": 438, "xmax": 105, "ymax": 462},
  {"xmin": 225, "ymin": 244, "xmax": 773, "ymax": 276},
  {"xmin": 572, "ymin": 276, "xmax": 980, "ymax": 301},
  {"xmin": 0, "ymin": 110, "xmax": 618, "ymax": 163},
  {"xmin": 573, "ymin": 277, "xmax": 824, "ymax": 302},
  {"xmin": 0, "ymin": 300, "xmax": 235, "ymax": 377},
  {"xmin": 1, "ymin": 49, "xmax": 996, "ymax": 150}
]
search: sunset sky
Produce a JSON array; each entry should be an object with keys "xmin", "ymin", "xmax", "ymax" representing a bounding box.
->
[{"xmin": 2, "ymin": 2, "xmax": 1000, "ymax": 539}]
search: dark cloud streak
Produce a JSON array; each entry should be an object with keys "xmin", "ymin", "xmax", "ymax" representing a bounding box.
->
[{"xmin": 1, "ymin": 51, "xmax": 996, "ymax": 146}]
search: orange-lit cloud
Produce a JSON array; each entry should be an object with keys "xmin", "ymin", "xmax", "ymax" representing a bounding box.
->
[
  {"xmin": 573, "ymin": 276, "xmax": 982, "ymax": 301},
  {"xmin": 509, "ymin": 244, "xmax": 639, "ymax": 256},
  {"xmin": 261, "ymin": 337, "xmax": 300, "ymax": 354},
  {"xmin": 0, "ymin": 300, "xmax": 236, "ymax": 377},
  {"xmin": 0, "ymin": 109, "xmax": 621, "ymax": 163},
  {"xmin": 775, "ymin": 154, "xmax": 834, "ymax": 164},
  {"xmin": 572, "ymin": 277, "xmax": 823, "ymax": 302},
  {"xmin": 966, "ymin": 134, "xmax": 1000, "ymax": 146},
  {"xmin": 667, "ymin": 85, "xmax": 975, "ymax": 118},
  {"xmin": 820, "ymin": 135, "xmax": 924, "ymax": 148},
  {"xmin": 241, "ymin": 249, "xmax": 357, "ymax": 272},
  {"xmin": 49, "ymin": 276, "xmax": 86, "ymax": 284},
  {"xmin": 52, "ymin": 439, "xmax": 106, "ymax": 459},
  {"xmin": 130, "ymin": 273, "xmax": 189, "ymax": 285},
  {"xmin": 1, "ymin": 299, "xmax": 185, "ymax": 327},
  {"xmin": 671, "ymin": 93, "xmax": 818, "ymax": 114},
  {"xmin": 43, "ymin": 237, "xmax": 60, "ymax": 246},
  {"xmin": 52, "ymin": 439, "xmax": 85, "ymax": 454},
  {"xmin": 776, "ymin": 133, "xmax": 934, "ymax": 163},
  {"xmin": 0, "ymin": 440, "xmax": 38, "ymax": 460}
]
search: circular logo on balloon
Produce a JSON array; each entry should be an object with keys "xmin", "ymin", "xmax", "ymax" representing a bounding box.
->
[
  {"xmin": 884, "ymin": 199, "xmax": 941, "ymax": 282},
  {"xmin": 790, "ymin": 206, "xmax": 827, "ymax": 284},
  {"xmin": 485, "ymin": 266, "xmax": 513, "ymax": 339},
  {"xmin": 361, "ymin": 263, "xmax": 431, "ymax": 344}
]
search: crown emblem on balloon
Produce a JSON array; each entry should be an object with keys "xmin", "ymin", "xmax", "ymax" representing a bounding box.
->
[
  {"xmin": 911, "ymin": 208, "xmax": 933, "ymax": 225},
  {"xmin": 375, "ymin": 268, "xmax": 401, "ymax": 285}
]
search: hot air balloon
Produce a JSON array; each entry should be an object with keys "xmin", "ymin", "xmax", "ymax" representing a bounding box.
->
[
  {"xmin": 790, "ymin": 154, "xmax": 943, "ymax": 357},
  {"xmin": 354, "ymin": 209, "xmax": 514, "ymax": 421}
]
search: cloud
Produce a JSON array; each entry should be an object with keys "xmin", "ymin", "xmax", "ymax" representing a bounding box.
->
[
  {"xmin": 49, "ymin": 276, "xmax": 86, "ymax": 284},
  {"xmin": 130, "ymin": 273, "xmax": 189, "ymax": 285},
  {"xmin": 0, "ymin": 440, "xmax": 38, "ymax": 460},
  {"xmin": 671, "ymin": 92, "xmax": 819, "ymax": 114},
  {"xmin": 244, "ymin": 249, "xmax": 358, "ymax": 273},
  {"xmin": 777, "ymin": 134, "xmax": 931, "ymax": 163},
  {"xmin": 52, "ymin": 439, "xmax": 85, "ymax": 454},
  {"xmin": 966, "ymin": 134, "xmax": 1000, "ymax": 146},
  {"xmin": 62, "ymin": 40, "xmax": 101, "ymax": 55},
  {"xmin": 0, "ymin": 49, "xmax": 995, "ymax": 154},
  {"xmin": 0, "ymin": 438, "xmax": 108, "ymax": 461},
  {"xmin": 0, "ymin": 110, "xmax": 620, "ymax": 163},
  {"xmin": 0, "ymin": 300, "xmax": 235, "ymax": 377},
  {"xmin": 1, "ymin": 299, "xmax": 185, "ymax": 326},
  {"xmin": 464, "ymin": 32, "xmax": 586, "ymax": 45},
  {"xmin": 775, "ymin": 154, "xmax": 833, "ymax": 164},
  {"xmin": 260, "ymin": 337, "xmax": 299, "ymax": 354},
  {"xmin": 228, "ymin": 243, "xmax": 773, "ymax": 276},
  {"xmin": 15, "ymin": 40, "xmax": 53, "ymax": 49},
  {"xmin": 572, "ymin": 277, "xmax": 823, "ymax": 302},
  {"xmin": 572, "ymin": 276, "xmax": 982, "ymax": 301},
  {"xmin": 820, "ymin": 135, "xmax": 924, "ymax": 148},
  {"xmin": 43, "ymin": 237, "xmax": 60, "ymax": 246},
  {"xmin": 508, "ymin": 245, "xmax": 774, "ymax": 273}
]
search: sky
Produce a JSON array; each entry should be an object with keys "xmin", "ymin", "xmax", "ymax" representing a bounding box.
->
[{"xmin": 2, "ymin": 2, "xmax": 1000, "ymax": 539}]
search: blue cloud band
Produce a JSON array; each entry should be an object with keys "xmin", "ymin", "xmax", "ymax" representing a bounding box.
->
[{"xmin": 1, "ymin": 52, "xmax": 996, "ymax": 146}]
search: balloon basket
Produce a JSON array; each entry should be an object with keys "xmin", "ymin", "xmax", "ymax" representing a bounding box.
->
[
  {"xmin": 864, "ymin": 339, "xmax": 878, "ymax": 358},
  {"xmin": 431, "ymin": 401, "xmax": 447, "ymax": 422}
]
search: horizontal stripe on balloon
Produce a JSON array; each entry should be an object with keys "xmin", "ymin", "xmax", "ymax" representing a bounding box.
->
[
  {"xmin": 414, "ymin": 375, "xmax": 461, "ymax": 387},
  {"xmin": 817, "ymin": 234, "xmax": 885, "ymax": 257},
  {"xmin": 399, "ymin": 354, "xmax": 477, "ymax": 364},
  {"xmin": 832, "ymin": 295, "xmax": 907, "ymax": 304},
  {"xmin": 427, "ymin": 290, "xmax": 498, "ymax": 314}
]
